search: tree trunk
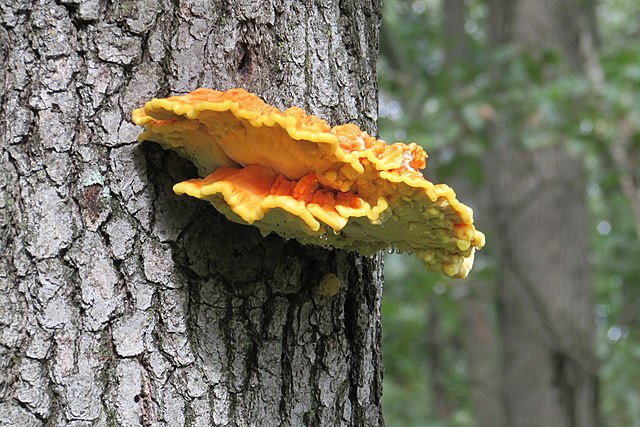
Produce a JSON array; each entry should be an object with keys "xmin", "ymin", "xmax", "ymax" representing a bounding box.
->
[
  {"xmin": 440, "ymin": 2, "xmax": 508, "ymax": 425},
  {"xmin": 0, "ymin": 1, "xmax": 384, "ymax": 426},
  {"xmin": 486, "ymin": 0, "xmax": 598, "ymax": 426},
  {"xmin": 487, "ymin": 148, "xmax": 598, "ymax": 427},
  {"xmin": 442, "ymin": 0, "xmax": 469, "ymax": 70}
]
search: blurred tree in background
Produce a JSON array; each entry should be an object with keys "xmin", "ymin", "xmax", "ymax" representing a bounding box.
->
[{"xmin": 379, "ymin": 0, "xmax": 640, "ymax": 426}]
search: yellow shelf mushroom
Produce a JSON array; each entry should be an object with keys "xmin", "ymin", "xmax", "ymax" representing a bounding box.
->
[{"xmin": 133, "ymin": 88, "xmax": 485, "ymax": 278}]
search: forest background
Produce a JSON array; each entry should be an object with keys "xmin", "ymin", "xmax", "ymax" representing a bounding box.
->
[
  {"xmin": 1, "ymin": 0, "xmax": 638, "ymax": 425},
  {"xmin": 379, "ymin": 0, "xmax": 640, "ymax": 426}
]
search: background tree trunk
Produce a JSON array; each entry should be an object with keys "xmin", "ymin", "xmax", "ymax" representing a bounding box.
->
[
  {"xmin": 0, "ymin": 1, "xmax": 384, "ymax": 426},
  {"xmin": 486, "ymin": 0, "xmax": 599, "ymax": 426},
  {"xmin": 440, "ymin": 2, "xmax": 508, "ymax": 425}
]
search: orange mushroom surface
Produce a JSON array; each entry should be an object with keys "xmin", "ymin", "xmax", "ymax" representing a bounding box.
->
[{"xmin": 133, "ymin": 88, "xmax": 485, "ymax": 278}]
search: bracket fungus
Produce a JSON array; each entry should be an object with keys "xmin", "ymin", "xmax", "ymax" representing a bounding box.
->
[{"xmin": 132, "ymin": 88, "xmax": 485, "ymax": 278}]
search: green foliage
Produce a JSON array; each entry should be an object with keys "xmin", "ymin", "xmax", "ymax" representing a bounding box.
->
[
  {"xmin": 380, "ymin": 0, "xmax": 640, "ymax": 426},
  {"xmin": 383, "ymin": 255, "xmax": 472, "ymax": 427}
]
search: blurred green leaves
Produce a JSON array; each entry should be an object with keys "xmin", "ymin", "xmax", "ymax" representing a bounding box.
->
[
  {"xmin": 379, "ymin": 0, "xmax": 640, "ymax": 425},
  {"xmin": 383, "ymin": 255, "xmax": 472, "ymax": 427}
]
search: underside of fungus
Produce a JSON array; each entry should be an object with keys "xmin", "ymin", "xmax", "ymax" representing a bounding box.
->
[{"xmin": 132, "ymin": 88, "xmax": 485, "ymax": 278}]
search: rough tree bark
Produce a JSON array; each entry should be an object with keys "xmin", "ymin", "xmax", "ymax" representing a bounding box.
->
[
  {"xmin": 0, "ymin": 0, "xmax": 384, "ymax": 426},
  {"xmin": 486, "ymin": 0, "xmax": 599, "ymax": 426}
]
